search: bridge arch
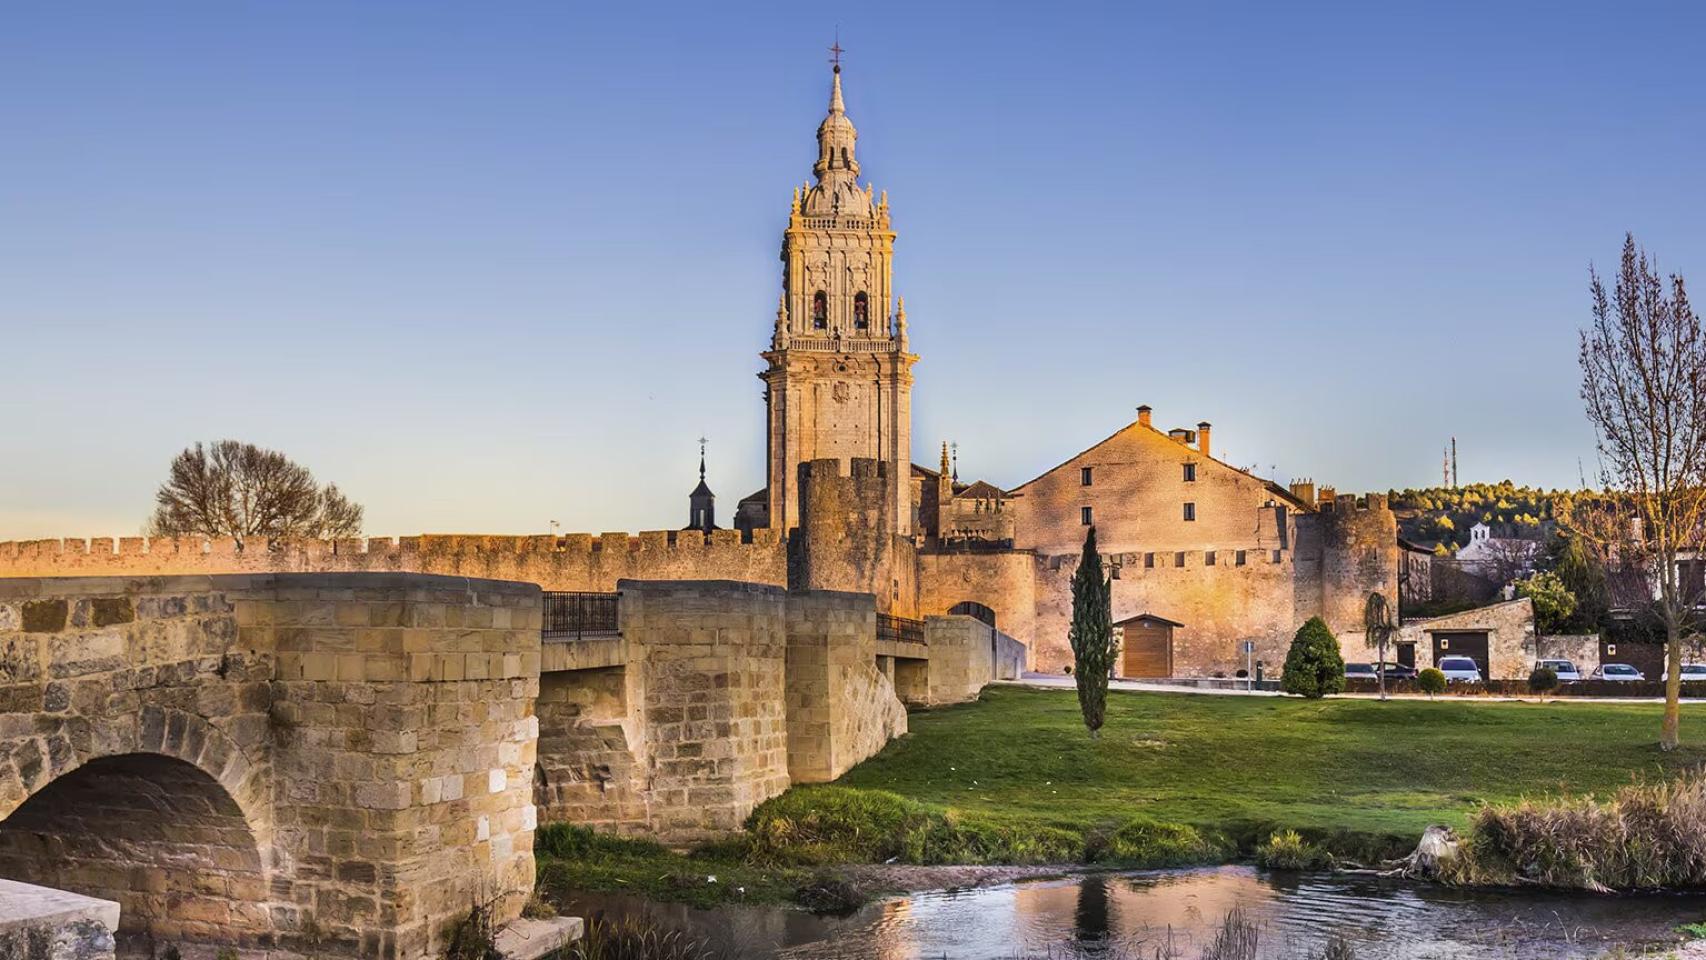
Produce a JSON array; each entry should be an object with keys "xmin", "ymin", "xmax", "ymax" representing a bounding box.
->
[{"xmin": 0, "ymin": 710, "xmax": 278, "ymax": 949}]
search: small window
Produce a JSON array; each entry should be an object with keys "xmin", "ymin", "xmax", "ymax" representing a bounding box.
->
[
  {"xmin": 1175, "ymin": 551, "xmax": 1187, "ymax": 567},
  {"xmin": 1144, "ymin": 552, "xmax": 1155, "ymax": 568},
  {"xmin": 1081, "ymin": 466, "xmax": 1093, "ymax": 486},
  {"xmin": 812, "ymin": 290, "xmax": 828, "ymax": 328},
  {"xmin": 1206, "ymin": 550, "xmax": 1217, "ymax": 566},
  {"xmin": 1183, "ymin": 463, "xmax": 1197, "ymax": 482},
  {"xmin": 1271, "ymin": 549, "xmax": 1282, "ymax": 563},
  {"xmin": 1235, "ymin": 550, "xmax": 1247, "ymax": 566},
  {"xmin": 853, "ymin": 291, "xmax": 869, "ymax": 329},
  {"xmin": 1183, "ymin": 502, "xmax": 1196, "ymax": 522},
  {"xmin": 1080, "ymin": 506, "xmax": 1093, "ymax": 526},
  {"xmin": 1110, "ymin": 565, "xmax": 1121, "ymax": 580}
]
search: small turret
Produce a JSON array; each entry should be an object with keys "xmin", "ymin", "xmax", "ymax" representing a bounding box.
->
[{"xmin": 687, "ymin": 439, "xmax": 716, "ymax": 534}]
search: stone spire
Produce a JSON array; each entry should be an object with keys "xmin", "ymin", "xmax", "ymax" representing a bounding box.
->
[{"xmin": 804, "ymin": 65, "xmax": 873, "ymax": 219}]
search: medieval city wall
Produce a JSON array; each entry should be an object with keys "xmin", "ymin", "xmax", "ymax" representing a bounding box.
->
[{"xmin": 0, "ymin": 531, "xmax": 788, "ymax": 593}]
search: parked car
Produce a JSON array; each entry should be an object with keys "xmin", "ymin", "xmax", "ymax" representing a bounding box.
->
[
  {"xmin": 1589, "ymin": 663, "xmax": 1645, "ymax": 681},
  {"xmin": 1534, "ymin": 659, "xmax": 1583, "ymax": 683},
  {"xmin": 1344, "ymin": 662, "xmax": 1379, "ymax": 679},
  {"xmin": 1437, "ymin": 656, "xmax": 1483, "ymax": 683},
  {"xmin": 1661, "ymin": 663, "xmax": 1706, "ymax": 682},
  {"xmin": 1377, "ymin": 662, "xmax": 1417, "ymax": 681}
]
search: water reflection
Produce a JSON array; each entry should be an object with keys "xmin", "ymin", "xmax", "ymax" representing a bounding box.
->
[{"xmin": 562, "ymin": 865, "xmax": 1706, "ymax": 959}]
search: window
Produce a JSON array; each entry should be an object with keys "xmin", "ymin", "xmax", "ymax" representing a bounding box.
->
[
  {"xmin": 1235, "ymin": 550, "xmax": 1247, "ymax": 566},
  {"xmin": 1080, "ymin": 506, "xmax": 1093, "ymax": 526},
  {"xmin": 854, "ymin": 291, "xmax": 869, "ymax": 329},
  {"xmin": 1080, "ymin": 466, "xmax": 1093, "ymax": 486},
  {"xmin": 1110, "ymin": 565, "xmax": 1121, "ymax": 580},
  {"xmin": 1205, "ymin": 550, "xmax": 1217, "ymax": 566},
  {"xmin": 1175, "ymin": 551, "xmax": 1187, "ymax": 567},
  {"xmin": 812, "ymin": 290, "xmax": 828, "ymax": 328},
  {"xmin": 1271, "ymin": 549, "xmax": 1282, "ymax": 563},
  {"xmin": 1183, "ymin": 463, "xmax": 1197, "ymax": 482},
  {"xmin": 1183, "ymin": 502, "xmax": 1196, "ymax": 522},
  {"xmin": 1144, "ymin": 552, "xmax": 1155, "ymax": 568}
]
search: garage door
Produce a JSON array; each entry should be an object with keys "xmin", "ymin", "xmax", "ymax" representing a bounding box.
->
[
  {"xmin": 1121, "ymin": 622, "xmax": 1173, "ymax": 678},
  {"xmin": 1433, "ymin": 631, "xmax": 1490, "ymax": 679}
]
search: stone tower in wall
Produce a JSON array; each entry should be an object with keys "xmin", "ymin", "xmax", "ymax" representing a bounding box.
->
[{"xmin": 761, "ymin": 64, "xmax": 915, "ymax": 537}]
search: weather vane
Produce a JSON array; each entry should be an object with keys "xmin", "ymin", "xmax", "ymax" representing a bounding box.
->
[{"xmin": 829, "ymin": 29, "xmax": 844, "ymax": 71}]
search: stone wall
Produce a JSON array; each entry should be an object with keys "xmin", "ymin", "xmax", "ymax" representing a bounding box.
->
[
  {"xmin": 921, "ymin": 615, "xmax": 997, "ymax": 705},
  {"xmin": 616, "ymin": 580, "xmax": 791, "ymax": 845},
  {"xmin": 0, "ymin": 573, "xmax": 542, "ymax": 960},
  {"xmin": 0, "ymin": 532, "xmax": 786, "ymax": 594},
  {"xmin": 783, "ymin": 590, "xmax": 906, "ymax": 783},
  {"xmin": 0, "ymin": 879, "xmax": 118, "ymax": 960},
  {"xmin": 791, "ymin": 458, "xmax": 919, "ymax": 615}
]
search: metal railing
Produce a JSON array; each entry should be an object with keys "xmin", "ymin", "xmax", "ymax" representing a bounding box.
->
[
  {"xmin": 877, "ymin": 613, "xmax": 925, "ymax": 645},
  {"xmin": 542, "ymin": 591, "xmax": 619, "ymax": 641}
]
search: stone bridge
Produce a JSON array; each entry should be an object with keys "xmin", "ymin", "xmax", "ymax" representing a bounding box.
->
[{"xmin": 0, "ymin": 573, "xmax": 1022, "ymax": 958}]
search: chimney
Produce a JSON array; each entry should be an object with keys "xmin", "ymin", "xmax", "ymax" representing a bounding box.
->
[
  {"xmin": 1196, "ymin": 421, "xmax": 1212, "ymax": 458},
  {"xmin": 1136, "ymin": 405, "xmax": 1152, "ymax": 428}
]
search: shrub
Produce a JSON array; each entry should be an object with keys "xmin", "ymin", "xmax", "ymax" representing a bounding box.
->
[
  {"xmin": 1528, "ymin": 665, "xmax": 1559, "ymax": 696},
  {"xmin": 1280, "ymin": 617, "xmax": 1344, "ymax": 699},
  {"xmin": 1255, "ymin": 829, "xmax": 1330, "ymax": 870},
  {"xmin": 1515, "ymin": 571, "xmax": 1578, "ymax": 635},
  {"xmin": 1417, "ymin": 668, "xmax": 1447, "ymax": 697},
  {"xmin": 745, "ymin": 785, "xmax": 1081, "ymax": 866},
  {"xmin": 1088, "ymin": 815, "xmax": 1229, "ymax": 867},
  {"xmin": 1454, "ymin": 775, "xmax": 1706, "ymax": 891}
]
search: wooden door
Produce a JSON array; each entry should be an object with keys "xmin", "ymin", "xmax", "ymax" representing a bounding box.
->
[{"xmin": 1121, "ymin": 621, "xmax": 1173, "ymax": 678}]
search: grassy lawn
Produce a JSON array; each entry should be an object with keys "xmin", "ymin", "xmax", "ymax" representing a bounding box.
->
[
  {"xmin": 536, "ymin": 685, "xmax": 1706, "ymax": 908},
  {"xmin": 838, "ymin": 685, "xmax": 1706, "ymax": 855}
]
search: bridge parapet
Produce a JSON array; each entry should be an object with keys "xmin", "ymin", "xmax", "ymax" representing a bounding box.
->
[{"xmin": 0, "ymin": 572, "xmax": 548, "ymax": 960}]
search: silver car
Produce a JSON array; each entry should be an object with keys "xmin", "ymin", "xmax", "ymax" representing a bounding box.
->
[
  {"xmin": 1661, "ymin": 663, "xmax": 1706, "ymax": 682},
  {"xmin": 1589, "ymin": 663, "xmax": 1645, "ymax": 681},
  {"xmin": 1437, "ymin": 656, "xmax": 1483, "ymax": 683},
  {"xmin": 1535, "ymin": 659, "xmax": 1582, "ymax": 683}
]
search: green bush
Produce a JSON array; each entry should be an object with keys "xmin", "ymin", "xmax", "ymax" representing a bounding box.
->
[
  {"xmin": 1516, "ymin": 571, "xmax": 1579, "ymax": 635},
  {"xmin": 1280, "ymin": 617, "xmax": 1345, "ymax": 699},
  {"xmin": 747, "ymin": 785, "xmax": 1086, "ymax": 866},
  {"xmin": 1417, "ymin": 668, "xmax": 1447, "ymax": 697},
  {"xmin": 1529, "ymin": 665, "xmax": 1559, "ymax": 696},
  {"xmin": 1088, "ymin": 815, "xmax": 1229, "ymax": 866},
  {"xmin": 1255, "ymin": 829, "xmax": 1330, "ymax": 870}
]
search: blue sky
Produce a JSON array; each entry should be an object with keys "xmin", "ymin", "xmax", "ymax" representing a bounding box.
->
[{"xmin": 5, "ymin": 2, "xmax": 1704, "ymax": 538}]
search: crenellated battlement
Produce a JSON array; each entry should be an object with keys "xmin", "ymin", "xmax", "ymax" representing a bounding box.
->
[{"xmin": 0, "ymin": 529, "xmax": 788, "ymax": 593}]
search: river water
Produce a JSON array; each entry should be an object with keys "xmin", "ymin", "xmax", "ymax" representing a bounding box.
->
[{"xmin": 561, "ymin": 866, "xmax": 1706, "ymax": 959}]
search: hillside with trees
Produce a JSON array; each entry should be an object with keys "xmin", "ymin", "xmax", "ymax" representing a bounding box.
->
[{"xmin": 1387, "ymin": 481, "xmax": 1574, "ymax": 553}]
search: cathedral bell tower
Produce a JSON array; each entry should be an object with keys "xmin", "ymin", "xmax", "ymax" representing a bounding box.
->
[{"xmin": 761, "ymin": 62, "xmax": 916, "ymax": 536}]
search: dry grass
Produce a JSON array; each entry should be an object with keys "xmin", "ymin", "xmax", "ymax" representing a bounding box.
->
[{"xmin": 1448, "ymin": 773, "xmax": 1706, "ymax": 890}]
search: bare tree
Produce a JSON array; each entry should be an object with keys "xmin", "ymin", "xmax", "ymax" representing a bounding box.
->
[
  {"xmin": 1577, "ymin": 234, "xmax": 1706, "ymax": 750},
  {"xmin": 146, "ymin": 440, "xmax": 365, "ymax": 546}
]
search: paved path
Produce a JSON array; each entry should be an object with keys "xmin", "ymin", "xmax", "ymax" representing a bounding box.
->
[{"xmin": 1008, "ymin": 672, "xmax": 1705, "ymax": 705}]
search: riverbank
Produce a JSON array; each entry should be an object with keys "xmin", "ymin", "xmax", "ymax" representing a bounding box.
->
[{"xmin": 535, "ymin": 685, "xmax": 1706, "ymax": 910}]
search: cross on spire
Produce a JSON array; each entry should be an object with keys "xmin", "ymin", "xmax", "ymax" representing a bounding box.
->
[
  {"xmin": 828, "ymin": 31, "xmax": 844, "ymax": 72},
  {"xmin": 698, "ymin": 437, "xmax": 707, "ymax": 481}
]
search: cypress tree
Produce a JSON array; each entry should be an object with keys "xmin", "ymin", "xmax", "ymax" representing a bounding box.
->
[{"xmin": 1069, "ymin": 525, "xmax": 1115, "ymax": 738}]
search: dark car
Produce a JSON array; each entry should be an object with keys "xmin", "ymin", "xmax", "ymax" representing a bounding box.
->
[
  {"xmin": 1344, "ymin": 662, "xmax": 1379, "ymax": 679},
  {"xmin": 1376, "ymin": 662, "xmax": 1417, "ymax": 681}
]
